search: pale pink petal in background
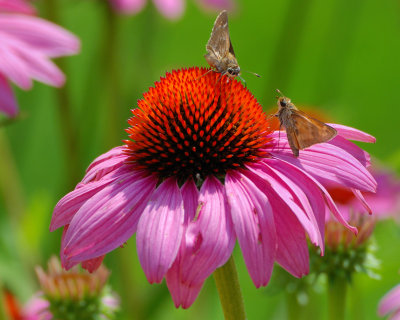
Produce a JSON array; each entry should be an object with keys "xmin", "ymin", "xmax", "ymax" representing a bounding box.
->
[{"xmin": 153, "ymin": 0, "xmax": 185, "ymax": 19}]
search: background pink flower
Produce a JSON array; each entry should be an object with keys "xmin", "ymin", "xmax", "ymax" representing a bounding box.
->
[
  {"xmin": 0, "ymin": 7, "xmax": 80, "ymax": 117},
  {"xmin": 379, "ymin": 283, "xmax": 400, "ymax": 320},
  {"xmin": 108, "ymin": 0, "xmax": 233, "ymax": 18}
]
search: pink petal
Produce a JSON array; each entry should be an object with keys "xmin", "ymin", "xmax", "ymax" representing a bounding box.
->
[
  {"xmin": 244, "ymin": 164, "xmax": 310, "ymax": 277},
  {"xmin": 328, "ymin": 135, "xmax": 371, "ymax": 167},
  {"xmin": 0, "ymin": 15, "xmax": 80, "ymax": 57},
  {"xmin": 379, "ymin": 284, "xmax": 400, "ymax": 316},
  {"xmin": 82, "ymin": 255, "xmax": 105, "ymax": 273},
  {"xmin": 0, "ymin": 0, "xmax": 36, "ymax": 14},
  {"xmin": 179, "ymin": 176, "xmax": 235, "ymax": 283},
  {"xmin": 268, "ymin": 132, "xmax": 376, "ymax": 193},
  {"xmin": 272, "ymin": 195, "xmax": 310, "ymax": 277},
  {"xmin": 137, "ymin": 177, "xmax": 185, "ymax": 283},
  {"xmin": 63, "ymin": 173, "xmax": 157, "ymax": 263},
  {"xmin": 328, "ymin": 123, "xmax": 376, "ymax": 143},
  {"xmin": 166, "ymin": 176, "xmax": 235, "ymax": 307},
  {"xmin": 263, "ymin": 158, "xmax": 326, "ymax": 251},
  {"xmin": 166, "ymin": 178, "xmax": 203, "ymax": 308},
  {"xmin": 152, "ymin": 0, "xmax": 185, "ymax": 19},
  {"xmin": 0, "ymin": 36, "xmax": 32, "ymax": 89},
  {"xmin": 247, "ymin": 163, "xmax": 322, "ymax": 247},
  {"xmin": 225, "ymin": 170, "xmax": 276, "ymax": 287},
  {"xmin": 352, "ymin": 188, "xmax": 372, "ymax": 214},
  {"xmin": 82, "ymin": 146, "xmax": 129, "ymax": 183},
  {"xmin": 0, "ymin": 74, "xmax": 18, "ymax": 116},
  {"xmin": 50, "ymin": 178, "xmax": 118, "ymax": 231},
  {"xmin": 272, "ymin": 158, "xmax": 358, "ymax": 234},
  {"xmin": 110, "ymin": 0, "xmax": 146, "ymax": 14}
]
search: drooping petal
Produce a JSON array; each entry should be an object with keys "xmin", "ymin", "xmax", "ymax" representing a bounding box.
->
[
  {"xmin": 82, "ymin": 146, "xmax": 129, "ymax": 183},
  {"xmin": 179, "ymin": 176, "xmax": 235, "ymax": 284},
  {"xmin": 247, "ymin": 163, "xmax": 323, "ymax": 248},
  {"xmin": 351, "ymin": 188, "xmax": 372, "ymax": 214},
  {"xmin": 166, "ymin": 176, "xmax": 235, "ymax": 307},
  {"xmin": 272, "ymin": 195, "xmax": 310, "ymax": 277},
  {"xmin": 378, "ymin": 284, "xmax": 400, "ymax": 316},
  {"xmin": 243, "ymin": 166, "xmax": 310, "ymax": 277},
  {"xmin": 328, "ymin": 135, "xmax": 371, "ymax": 167},
  {"xmin": 0, "ymin": 36, "xmax": 32, "ymax": 89},
  {"xmin": 63, "ymin": 173, "xmax": 157, "ymax": 263},
  {"xmin": 328, "ymin": 123, "xmax": 376, "ymax": 143},
  {"xmin": 137, "ymin": 178, "xmax": 185, "ymax": 283},
  {"xmin": 225, "ymin": 170, "xmax": 276, "ymax": 287},
  {"xmin": 166, "ymin": 178, "xmax": 202, "ymax": 308},
  {"xmin": 50, "ymin": 178, "xmax": 118, "ymax": 231},
  {"xmin": 268, "ymin": 132, "xmax": 376, "ymax": 193},
  {"xmin": 152, "ymin": 0, "xmax": 185, "ymax": 19},
  {"xmin": 0, "ymin": 15, "xmax": 80, "ymax": 57},
  {"xmin": 263, "ymin": 159, "xmax": 326, "ymax": 250},
  {"xmin": 0, "ymin": 74, "xmax": 18, "ymax": 117},
  {"xmin": 266, "ymin": 157, "xmax": 358, "ymax": 234}
]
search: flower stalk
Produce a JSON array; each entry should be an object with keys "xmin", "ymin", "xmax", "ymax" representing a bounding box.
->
[
  {"xmin": 213, "ymin": 256, "xmax": 246, "ymax": 320},
  {"xmin": 327, "ymin": 277, "xmax": 347, "ymax": 320}
]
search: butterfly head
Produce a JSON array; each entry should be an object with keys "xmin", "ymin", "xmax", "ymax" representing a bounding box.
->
[
  {"xmin": 277, "ymin": 96, "xmax": 291, "ymax": 109},
  {"xmin": 226, "ymin": 65, "xmax": 240, "ymax": 77}
]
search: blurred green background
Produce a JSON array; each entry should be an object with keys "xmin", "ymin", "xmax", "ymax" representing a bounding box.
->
[{"xmin": 1, "ymin": 0, "xmax": 400, "ymax": 319}]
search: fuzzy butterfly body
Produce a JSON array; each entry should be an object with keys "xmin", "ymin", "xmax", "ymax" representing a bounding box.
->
[
  {"xmin": 276, "ymin": 93, "xmax": 337, "ymax": 157},
  {"xmin": 204, "ymin": 10, "xmax": 240, "ymax": 77}
]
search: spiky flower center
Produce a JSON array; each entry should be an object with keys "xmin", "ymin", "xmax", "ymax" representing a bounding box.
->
[{"xmin": 126, "ymin": 68, "xmax": 271, "ymax": 182}]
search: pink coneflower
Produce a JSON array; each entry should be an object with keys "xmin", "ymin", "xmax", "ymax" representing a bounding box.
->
[
  {"xmin": 108, "ymin": 0, "xmax": 233, "ymax": 18},
  {"xmin": 51, "ymin": 67, "xmax": 376, "ymax": 308},
  {"xmin": 0, "ymin": 6, "xmax": 80, "ymax": 117},
  {"xmin": 379, "ymin": 283, "xmax": 400, "ymax": 320},
  {"xmin": 20, "ymin": 256, "xmax": 119, "ymax": 320}
]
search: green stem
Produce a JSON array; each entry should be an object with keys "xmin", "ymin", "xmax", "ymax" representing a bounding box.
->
[
  {"xmin": 213, "ymin": 256, "xmax": 246, "ymax": 320},
  {"xmin": 286, "ymin": 291, "xmax": 303, "ymax": 320},
  {"xmin": 327, "ymin": 278, "xmax": 347, "ymax": 320},
  {"xmin": 0, "ymin": 131, "xmax": 25, "ymax": 220},
  {"xmin": 102, "ymin": 3, "xmax": 121, "ymax": 148},
  {"xmin": 43, "ymin": 0, "xmax": 80, "ymax": 189}
]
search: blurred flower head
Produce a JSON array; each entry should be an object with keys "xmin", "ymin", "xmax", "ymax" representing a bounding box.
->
[
  {"xmin": 379, "ymin": 283, "xmax": 400, "ymax": 320},
  {"xmin": 0, "ymin": 1, "xmax": 80, "ymax": 117},
  {"xmin": 51, "ymin": 67, "xmax": 376, "ymax": 308},
  {"xmin": 108, "ymin": 0, "xmax": 233, "ymax": 18},
  {"xmin": 22, "ymin": 256, "xmax": 119, "ymax": 320}
]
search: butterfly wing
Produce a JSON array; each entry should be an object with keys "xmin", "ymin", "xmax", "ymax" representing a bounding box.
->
[
  {"xmin": 291, "ymin": 110, "xmax": 337, "ymax": 149},
  {"xmin": 285, "ymin": 126, "xmax": 300, "ymax": 157},
  {"xmin": 206, "ymin": 10, "xmax": 231, "ymax": 59}
]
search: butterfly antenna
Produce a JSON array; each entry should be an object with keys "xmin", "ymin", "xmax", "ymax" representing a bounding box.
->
[
  {"xmin": 276, "ymin": 89, "xmax": 285, "ymax": 97},
  {"xmin": 242, "ymin": 70, "xmax": 261, "ymax": 78}
]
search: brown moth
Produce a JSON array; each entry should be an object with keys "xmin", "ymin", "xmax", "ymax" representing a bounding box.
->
[
  {"xmin": 275, "ymin": 90, "xmax": 337, "ymax": 157},
  {"xmin": 204, "ymin": 10, "xmax": 240, "ymax": 77}
]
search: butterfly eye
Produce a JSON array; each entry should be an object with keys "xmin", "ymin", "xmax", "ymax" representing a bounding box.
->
[
  {"xmin": 227, "ymin": 68, "xmax": 234, "ymax": 75},
  {"xmin": 280, "ymin": 100, "xmax": 287, "ymax": 107}
]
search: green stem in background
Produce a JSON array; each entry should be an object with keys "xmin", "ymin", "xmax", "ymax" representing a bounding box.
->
[
  {"xmin": 286, "ymin": 291, "xmax": 303, "ymax": 320},
  {"xmin": 102, "ymin": 3, "xmax": 121, "ymax": 148},
  {"xmin": 43, "ymin": 0, "xmax": 80, "ymax": 190},
  {"xmin": 262, "ymin": 0, "xmax": 312, "ymax": 100},
  {"xmin": 0, "ymin": 130, "xmax": 25, "ymax": 220},
  {"xmin": 327, "ymin": 278, "xmax": 347, "ymax": 320},
  {"xmin": 213, "ymin": 256, "xmax": 246, "ymax": 320}
]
